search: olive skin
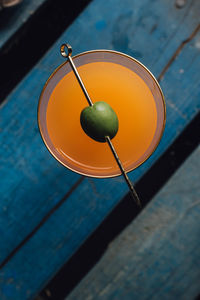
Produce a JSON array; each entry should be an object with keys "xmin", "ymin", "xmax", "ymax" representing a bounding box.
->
[{"xmin": 80, "ymin": 101, "xmax": 119, "ymax": 142}]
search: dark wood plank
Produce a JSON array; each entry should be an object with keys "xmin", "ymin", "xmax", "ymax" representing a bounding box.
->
[
  {"xmin": 0, "ymin": 0, "xmax": 200, "ymax": 299},
  {"xmin": 67, "ymin": 145, "xmax": 200, "ymax": 300},
  {"xmin": 0, "ymin": 0, "xmax": 45, "ymax": 50}
]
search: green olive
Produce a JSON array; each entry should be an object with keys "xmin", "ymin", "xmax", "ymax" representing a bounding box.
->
[{"xmin": 80, "ymin": 101, "xmax": 119, "ymax": 142}]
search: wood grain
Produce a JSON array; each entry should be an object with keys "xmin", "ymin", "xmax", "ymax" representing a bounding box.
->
[{"xmin": 0, "ymin": 0, "xmax": 200, "ymax": 299}]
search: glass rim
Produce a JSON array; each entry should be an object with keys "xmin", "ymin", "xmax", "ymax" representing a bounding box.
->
[{"xmin": 38, "ymin": 49, "xmax": 166, "ymax": 178}]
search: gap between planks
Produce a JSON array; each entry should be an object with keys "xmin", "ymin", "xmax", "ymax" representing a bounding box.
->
[{"xmin": 0, "ymin": 0, "xmax": 92, "ymax": 103}]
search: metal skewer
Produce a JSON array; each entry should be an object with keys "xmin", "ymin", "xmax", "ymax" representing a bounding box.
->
[
  {"xmin": 60, "ymin": 43, "xmax": 141, "ymax": 207},
  {"xmin": 105, "ymin": 136, "xmax": 141, "ymax": 207},
  {"xmin": 61, "ymin": 44, "xmax": 93, "ymax": 107}
]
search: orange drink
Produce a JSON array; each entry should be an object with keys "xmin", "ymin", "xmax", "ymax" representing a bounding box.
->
[{"xmin": 38, "ymin": 50, "xmax": 165, "ymax": 177}]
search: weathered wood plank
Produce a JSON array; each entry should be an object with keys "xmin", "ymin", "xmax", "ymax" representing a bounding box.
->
[
  {"xmin": 0, "ymin": 0, "xmax": 199, "ymax": 266},
  {"xmin": 0, "ymin": 0, "xmax": 46, "ymax": 51},
  {"xmin": 67, "ymin": 145, "xmax": 200, "ymax": 300},
  {"xmin": 0, "ymin": 0, "xmax": 200, "ymax": 299}
]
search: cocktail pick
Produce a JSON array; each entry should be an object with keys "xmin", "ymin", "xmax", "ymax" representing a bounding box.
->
[{"xmin": 60, "ymin": 43, "xmax": 141, "ymax": 207}]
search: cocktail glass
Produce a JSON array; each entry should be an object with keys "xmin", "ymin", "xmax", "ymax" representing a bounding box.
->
[{"xmin": 38, "ymin": 48, "xmax": 165, "ymax": 183}]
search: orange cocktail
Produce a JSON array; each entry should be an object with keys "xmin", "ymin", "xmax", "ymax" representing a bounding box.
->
[{"xmin": 38, "ymin": 50, "xmax": 165, "ymax": 177}]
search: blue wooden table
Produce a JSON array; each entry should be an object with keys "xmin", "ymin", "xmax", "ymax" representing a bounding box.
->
[{"xmin": 0, "ymin": 0, "xmax": 200, "ymax": 299}]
